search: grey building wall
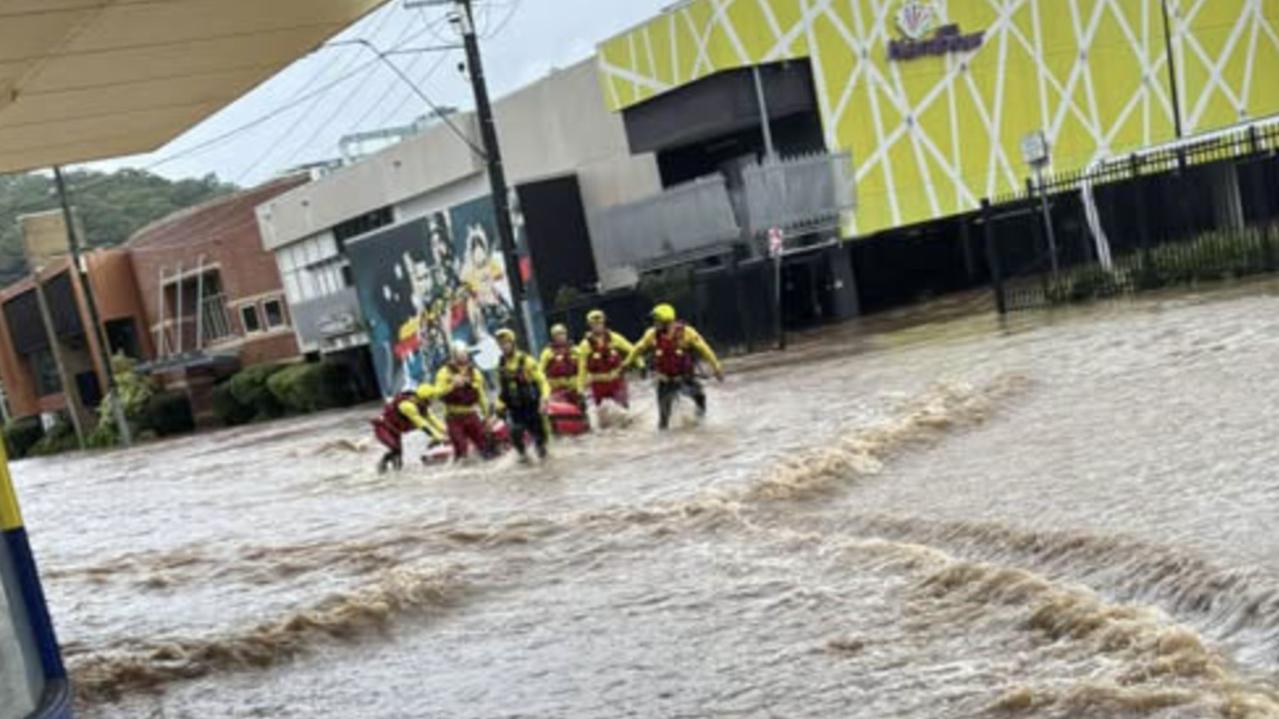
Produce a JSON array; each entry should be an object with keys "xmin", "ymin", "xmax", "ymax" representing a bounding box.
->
[{"xmin": 257, "ymin": 58, "xmax": 661, "ymax": 262}]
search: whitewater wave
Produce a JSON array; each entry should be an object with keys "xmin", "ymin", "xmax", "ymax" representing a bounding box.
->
[
  {"xmin": 68, "ymin": 566, "xmax": 466, "ymax": 705},
  {"xmin": 843, "ymin": 513, "xmax": 1279, "ymax": 666},
  {"xmin": 742, "ymin": 375, "xmax": 1030, "ymax": 502}
]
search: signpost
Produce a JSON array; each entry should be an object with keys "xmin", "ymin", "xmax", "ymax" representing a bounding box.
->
[
  {"xmin": 769, "ymin": 227, "xmax": 786, "ymax": 351},
  {"xmin": 1021, "ymin": 130, "xmax": 1060, "ymax": 275}
]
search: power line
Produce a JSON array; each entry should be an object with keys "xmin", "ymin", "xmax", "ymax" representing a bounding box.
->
[
  {"xmin": 232, "ymin": 4, "xmax": 404, "ymax": 182},
  {"xmin": 341, "ymin": 11, "xmax": 456, "ymax": 137},
  {"xmin": 482, "ymin": 0, "xmax": 522, "ymax": 39},
  {"xmin": 278, "ymin": 19, "xmax": 425, "ymax": 171},
  {"xmin": 372, "ymin": 49, "xmax": 455, "ymax": 130}
]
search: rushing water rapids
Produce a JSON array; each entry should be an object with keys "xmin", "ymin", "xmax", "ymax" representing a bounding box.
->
[{"xmin": 13, "ymin": 283, "xmax": 1279, "ymax": 718}]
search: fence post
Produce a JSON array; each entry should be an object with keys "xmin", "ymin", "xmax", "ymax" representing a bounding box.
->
[
  {"xmin": 1259, "ymin": 161, "xmax": 1278, "ymax": 271},
  {"xmin": 982, "ymin": 198, "xmax": 1007, "ymax": 314},
  {"xmin": 960, "ymin": 216, "xmax": 977, "ymax": 282},
  {"xmin": 1131, "ymin": 155, "xmax": 1155, "ymax": 285},
  {"xmin": 729, "ymin": 253, "xmax": 755, "ymax": 353},
  {"xmin": 1026, "ymin": 178, "xmax": 1051, "ymax": 300}
]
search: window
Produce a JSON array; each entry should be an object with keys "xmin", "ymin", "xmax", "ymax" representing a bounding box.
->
[
  {"xmin": 263, "ymin": 299, "xmax": 287, "ymax": 329},
  {"xmin": 29, "ymin": 348, "xmax": 61, "ymax": 397},
  {"xmin": 104, "ymin": 318, "xmax": 141, "ymax": 358},
  {"xmin": 240, "ymin": 304, "xmax": 261, "ymax": 334},
  {"xmin": 342, "ymin": 264, "xmax": 355, "ymax": 287},
  {"xmin": 332, "ymin": 206, "xmax": 393, "ymax": 249}
]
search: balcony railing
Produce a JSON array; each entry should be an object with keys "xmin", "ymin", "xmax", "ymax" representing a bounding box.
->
[{"xmin": 590, "ymin": 151, "xmax": 855, "ymax": 274}]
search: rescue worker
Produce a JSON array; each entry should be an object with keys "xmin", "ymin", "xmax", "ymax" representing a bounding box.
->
[
  {"xmin": 495, "ymin": 328, "xmax": 551, "ymax": 460},
  {"xmin": 577, "ymin": 309, "xmax": 636, "ymax": 408},
  {"xmin": 539, "ymin": 323, "xmax": 584, "ymax": 407},
  {"xmin": 372, "ymin": 383, "xmax": 446, "ymax": 474},
  {"xmin": 626, "ymin": 303, "xmax": 724, "ymax": 430},
  {"xmin": 433, "ymin": 341, "xmax": 493, "ymax": 460}
]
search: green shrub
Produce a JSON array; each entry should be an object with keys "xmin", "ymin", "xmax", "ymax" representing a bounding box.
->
[
  {"xmin": 86, "ymin": 420, "xmax": 119, "ymax": 450},
  {"xmin": 27, "ymin": 418, "xmax": 78, "ymax": 457},
  {"xmin": 1044, "ymin": 266, "xmax": 1122, "ymax": 305},
  {"xmin": 267, "ymin": 361, "xmax": 357, "ymax": 414},
  {"xmin": 93, "ymin": 353, "xmax": 157, "ymax": 448},
  {"xmin": 228, "ymin": 363, "xmax": 288, "ymax": 419},
  {"xmin": 143, "ymin": 391, "xmax": 195, "ymax": 437},
  {"xmin": 212, "ymin": 381, "xmax": 255, "ymax": 427},
  {"xmin": 1141, "ymin": 230, "xmax": 1270, "ymax": 288},
  {"xmin": 3, "ymin": 416, "xmax": 45, "ymax": 460}
]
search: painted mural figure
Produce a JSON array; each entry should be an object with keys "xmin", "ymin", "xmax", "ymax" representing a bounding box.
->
[
  {"xmin": 349, "ymin": 196, "xmax": 541, "ymax": 401},
  {"xmin": 461, "ymin": 225, "xmax": 514, "ymax": 340}
]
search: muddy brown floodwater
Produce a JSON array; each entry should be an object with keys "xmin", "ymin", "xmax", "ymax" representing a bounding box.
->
[{"xmin": 13, "ymin": 283, "xmax": 1279, "ymax": 718}]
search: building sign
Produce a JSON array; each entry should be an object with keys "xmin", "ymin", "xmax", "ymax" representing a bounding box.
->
[{"xmin": 888, "ymin": 1, "xmax": 984, "ymax": 61}]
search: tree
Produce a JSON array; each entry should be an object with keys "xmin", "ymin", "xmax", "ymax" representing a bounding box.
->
[{"xmin": 0, "ymin": 169, "xmax": 238, "ymax": 287}]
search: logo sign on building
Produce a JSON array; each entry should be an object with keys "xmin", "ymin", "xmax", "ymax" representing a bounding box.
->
[{"xmin": 888, "ymin": 1, "xmax": 985, "ymax": 61}]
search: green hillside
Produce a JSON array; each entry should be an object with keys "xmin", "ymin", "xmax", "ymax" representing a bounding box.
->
[{"xmin": 0, "ymin": 169, "xmax": 237, "ymax": 287}]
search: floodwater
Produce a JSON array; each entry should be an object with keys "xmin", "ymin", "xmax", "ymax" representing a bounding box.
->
[{"xmin": 13, "ymin": 283, "xmax": 1279, "ymax": 718}]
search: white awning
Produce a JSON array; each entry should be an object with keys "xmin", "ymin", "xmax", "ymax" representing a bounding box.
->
[{"xmin": 0, "ymin": 0, "xmax": 387, "ymax": 173}]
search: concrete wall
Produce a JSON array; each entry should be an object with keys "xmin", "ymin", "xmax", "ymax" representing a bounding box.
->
[
  {"xmin": 257, "ymin": 116, "xmax": 485, "ymax": 252},
  {"xmin": 257, "ymin": 59, "xmax": 662, "ymax": 273}
]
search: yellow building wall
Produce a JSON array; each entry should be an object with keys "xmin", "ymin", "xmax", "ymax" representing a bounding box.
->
[{"xmin": 598, "ymin": 0, "xmax": 1279, "ymax": 236}]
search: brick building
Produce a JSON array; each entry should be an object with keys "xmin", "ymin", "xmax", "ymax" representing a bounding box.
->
[
  {"xmin": 126, "ymin": 175, "xmax": 307, "ymax": 424},
  {"xmin": 128, "ymin": 176, "xmax": 306, "ymax": 368},
  {"xmin": 0, "ymin": 248, "xmax": 151, "ymax": 423}
]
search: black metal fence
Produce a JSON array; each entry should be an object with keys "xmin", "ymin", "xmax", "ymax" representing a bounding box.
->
[
  {"xmin": 982, "ymin": 123, "xmax": 1279, "ymax": 312},
  {"xmin": 547, "ymin": 259, "xmax": 781, "ymax": 355}
]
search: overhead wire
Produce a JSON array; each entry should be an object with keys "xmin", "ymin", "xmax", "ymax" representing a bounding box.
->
[
  {"xmin": 231, "ymin": 2, "xmax": 402, "ymax": 185},
  {"xmin": 278, "ymin": 16, "xmax": 428, "ymax": 171},
  {"xmin": 343, "ymin": 10, "xmax": 457, "ymax": 138}
]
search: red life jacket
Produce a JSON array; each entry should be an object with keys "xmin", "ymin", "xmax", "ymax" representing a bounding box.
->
[
  {"xmin": 586, "ymin": 332, "xmax": 623, "ymax": 375},
  {"xmin": 545, "ymin": 343, "xmax": 578, "ymax": 380},
  {"xmin": 381, "ymin": 392, "xmax": 419, "ymax": 434},
  {"xmin": 654, "ymin": 323, "xmax": 694, "ymax": 378},
  {"xmin": 442, "ymin": 364, "xmax": 480, "ymax": 406}
]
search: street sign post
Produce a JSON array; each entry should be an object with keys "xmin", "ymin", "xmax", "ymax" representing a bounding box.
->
[
  {"xmin": 769, "ymin": 228, "xmax": 785, "ymax": 350},
  {"xmin": 1021, "ymin": 130, "xmax": 1060, "ymax": 275}
]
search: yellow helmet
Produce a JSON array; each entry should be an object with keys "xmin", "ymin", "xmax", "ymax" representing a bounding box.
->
[
  {"xmin": 651, "ymin": 303, "xmax": 677, "ymax": 323},
  {"xmin": 495, "ymin": 328, "xmax": 517, "ymax": 343},
  {"xmin": 586, "ymin": 309, "xmax": 606, "ymax": 324},
  {"xmin": 550, "ymin": 323, "xmax": 569, "ymax": 338}
]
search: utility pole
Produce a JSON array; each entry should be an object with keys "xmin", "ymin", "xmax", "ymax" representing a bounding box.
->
[
  {"xmin": 1160, "ymin": 0, "xmax": 1184, "ymax": 140},
  {"xmin": 52, "ymin": 167, "xmax": 131, "ymax": 446},
  {"xmin": 453, "ymin": 0, "xmax": 529, "ymax": 346}
]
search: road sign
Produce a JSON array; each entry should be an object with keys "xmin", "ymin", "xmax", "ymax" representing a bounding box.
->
[
  {"xmin": 1020, "ymin": 130, "xmax": 1050, "ymax": 168},
  {"xmin": 768, "ymin": 227, "xmax": 784, "ymax": 258}
]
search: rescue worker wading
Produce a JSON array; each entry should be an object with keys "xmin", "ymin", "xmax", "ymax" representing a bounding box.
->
[
  {"xmin": 372, "ymin": 384, "xmax": 446, "ymax": 473},
  {"xmin": 433, "ymin": 342, "xmax": 493, "ymax": 460},
  {"xmin": 577, "ymin": 309, "xmax": 636, "ymax": 408},
  {"xmin": 496, "ymin": 328, "xmax": 552, "ymax": 460},
  {"xmin": 626, "ymin": 303, "xmax": 724, "ymax": 430},
  {"xmin": 539, "ymin": 324, "xmax": 584, "ymax": 408}
]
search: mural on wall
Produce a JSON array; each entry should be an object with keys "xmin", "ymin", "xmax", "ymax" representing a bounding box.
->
[
  {"xmin": 347, "ymin": 195, "xmax": 536, "ymax": 398},
  {"xmin": 597, "ymin": 0, "xmax": 1279, "ymax": 235}
]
